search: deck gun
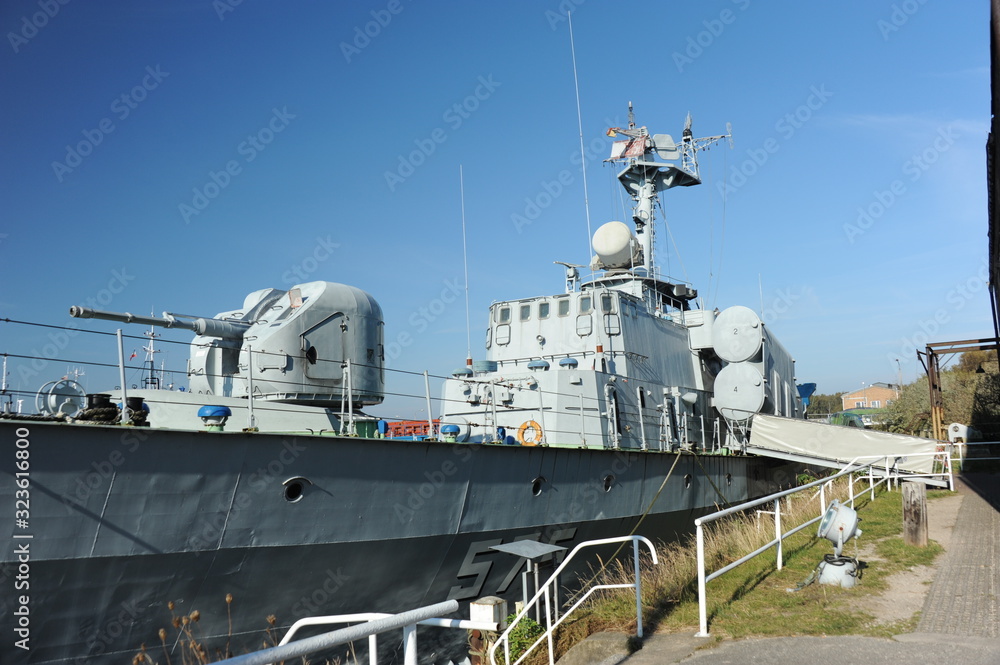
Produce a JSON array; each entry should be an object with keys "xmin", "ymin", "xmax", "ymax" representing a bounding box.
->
[
  {"xmin": 69, "ymin": 281, "xmax": 385, "ymax": 407},
  {"xmin": 69, "ymin": 307, "xmax": 251, "ymax": 340}
]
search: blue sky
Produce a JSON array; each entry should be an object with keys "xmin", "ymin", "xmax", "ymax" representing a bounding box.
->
[{"xmin": 0, "ymin": 0, "xmax": 989, "ymax": 411}]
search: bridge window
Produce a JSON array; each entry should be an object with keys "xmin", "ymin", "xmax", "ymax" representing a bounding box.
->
[
  {"xmin": 601, "ymin": 293, "xmax": 615, "ymax": 314},
  {"xmin": 557, "ymin": 299, "xmax": 570, "ymax": 316},
  {"xmin": 579, "ymin": 296, "xmax": 592, "ymax": 314},
  {"xmin": 497, "ymin": 306, "xmax": 511, "ymax": 324},
  {"xmin": 538, "ymin": 302, "xmax": 550, "ymax": 319},
  {"xmin": 520, "ymin": 304, "xmax": 531, "ymax": 321}
]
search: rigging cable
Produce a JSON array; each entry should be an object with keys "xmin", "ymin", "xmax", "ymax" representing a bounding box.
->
[
  {"xmin": 564, "ymin": 451, "xmax": 684, "ymax": 607},
  {"xmin": 658, "ymin": 192, "xmax": 689, "ymax": 283}
]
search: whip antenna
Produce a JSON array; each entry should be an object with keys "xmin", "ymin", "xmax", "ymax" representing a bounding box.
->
[
  {"xmin": 568, "ymin": 12, "xmax": 593, "ymax": 265},
  {"xmin": 460, "ymin": 165, "xmax": 472, "ymax": 366}
]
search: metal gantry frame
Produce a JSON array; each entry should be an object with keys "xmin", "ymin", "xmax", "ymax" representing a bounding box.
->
[{"xmin": 917, "ymin": 337, "xmax": 1000, "ymax": 441}]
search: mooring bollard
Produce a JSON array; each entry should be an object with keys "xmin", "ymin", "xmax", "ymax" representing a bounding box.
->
[{"xmin": 469, "ymin": 596, "xmax": 507, "ymax": 665}]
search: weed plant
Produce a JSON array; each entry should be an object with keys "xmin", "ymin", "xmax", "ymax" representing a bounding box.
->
[{"xmin": 131, "ymin": 594, "xmax": 353, "ymax": 665}]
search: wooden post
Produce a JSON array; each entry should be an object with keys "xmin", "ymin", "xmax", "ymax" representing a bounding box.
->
[{"xmin": 902, "ymin": 481, "xmax": 928, "ymax": 547}]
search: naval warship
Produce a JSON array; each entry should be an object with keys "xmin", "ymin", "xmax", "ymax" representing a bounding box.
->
[{"xmin": 1, "ymin": 107, "xmax": 806, "ymax": 664}]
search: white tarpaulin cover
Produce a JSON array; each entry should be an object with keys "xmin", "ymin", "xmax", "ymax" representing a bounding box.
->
[{"xmin": 748, "ymin": 414, "xmax": 943, "ymax": 474}]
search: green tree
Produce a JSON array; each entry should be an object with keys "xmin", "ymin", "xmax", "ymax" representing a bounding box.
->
[
  {"xmin": 806, "ymin": 392, "xmax": 841, "ymax": 417},
  {"xmin": 879, "ymin": 350, "xmax": 1000, "ymax": 437}
]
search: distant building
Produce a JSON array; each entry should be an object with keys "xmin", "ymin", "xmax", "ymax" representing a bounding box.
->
[{"xmin": 840, "ymin": 383, "xmax": 899, "ymax": 411}]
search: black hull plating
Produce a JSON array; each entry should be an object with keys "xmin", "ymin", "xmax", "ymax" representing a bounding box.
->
[{"xmin": 0, "ymin": 420, "xmax": 798, "ymax": 664}]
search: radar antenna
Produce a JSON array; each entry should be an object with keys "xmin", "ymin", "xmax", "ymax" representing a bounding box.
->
[{"xmin": 604, "ymin": 106, "xmax": 732, "ymax": 273}]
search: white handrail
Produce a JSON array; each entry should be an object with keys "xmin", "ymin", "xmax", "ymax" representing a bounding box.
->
[
  {"xmin": 276, "ymin": 611, "xmax": 499, "ymax": 665},
  {"xmin": 694, "ymin": 461, "xmax": 882, "ymax": 637},
  {"xmin": 489, "ymin": 535, "xmax": 657, "ymax": 665},
  {"xmin": 215, "ymin": 600, "xmax": 458, "ymax": 665},
  {"xmin": 694, "ymin": 446, "xmax": 956, "ymax": 637}
]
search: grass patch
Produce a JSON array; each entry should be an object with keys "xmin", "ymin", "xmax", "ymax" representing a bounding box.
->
[{"xmin": 550, "ymin": 478, "xmax": 949, "ymax": 657}]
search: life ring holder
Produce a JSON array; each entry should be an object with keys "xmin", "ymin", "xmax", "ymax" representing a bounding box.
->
[{"xmin": 517, "ymin": 420, "xmax": 543, "ymax": 446}]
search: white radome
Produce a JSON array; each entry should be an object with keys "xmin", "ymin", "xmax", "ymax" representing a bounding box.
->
[{"xmin": 592, "ymin": 221, "xmax": 636, "ymax": 268}]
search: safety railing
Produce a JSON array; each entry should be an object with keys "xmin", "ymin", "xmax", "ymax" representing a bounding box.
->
[
  {"xmin": 952, "ymin": 440, "xmax": 1000, "ymax": 467},
  {"xmin": 489, "ymin": 535, "xmax": 657, "ymax": 665},
  {"xmin": 0, "ymin": 317, "xmax": 720, "ymax": 450},
  {"xmin": 695, "ymin": 460, "xmax": 884, "ymax": 637},
  {"xmin": 213, "ymin": 600, "xmax": 469, "ymax": 665}
]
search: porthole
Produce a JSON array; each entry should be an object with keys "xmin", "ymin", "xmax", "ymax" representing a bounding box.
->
[
  {"xmin": 603, "ymin": 475, "xmax": 615, "ymax": 493},
  {"xmin": 282, "ymin": 476, "xmax": 312, "ymax": 503},
  {"xmin": 683, "ymin": 474, "xmax": 692, "ymax": 489},
  {"xmin": 531, "ymin": 476, "xmax": 545, "ymax": 496}
]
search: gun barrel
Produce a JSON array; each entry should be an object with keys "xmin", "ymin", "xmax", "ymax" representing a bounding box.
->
[{"xmin": 69, "ymin": 306, "xmax": 249, "ymax": 339}]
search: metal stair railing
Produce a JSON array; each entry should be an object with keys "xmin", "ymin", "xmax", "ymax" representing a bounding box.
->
[
  {"xmin": 270, "ymin": 606, "xmax": 500, "ymax": 665},
  {"xmin": 489, "ymin": 535, "xmax": 658, "ymax": 665},
  {"xmin": 213, "ymin": 600, "xmax": 463, "ymax": 665}
]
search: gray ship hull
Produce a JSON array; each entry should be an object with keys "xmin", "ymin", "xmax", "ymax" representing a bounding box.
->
[{"xmin": 1, "ymin": 420, "xmax": 799, "ymax": 664}]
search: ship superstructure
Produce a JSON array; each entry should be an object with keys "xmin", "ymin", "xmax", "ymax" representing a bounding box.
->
[{"xmin": 441, "ymin": 105, "xmax": 802, "ymax": 450}]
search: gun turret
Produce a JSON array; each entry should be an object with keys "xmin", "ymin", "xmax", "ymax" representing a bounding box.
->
[
  {"xmin": 69, "ymin": 306, "xmax": 250, "ymax": 340},
  {"xmin": 68, "ymin": 281, "xmax": 385, "ymax": 408}
]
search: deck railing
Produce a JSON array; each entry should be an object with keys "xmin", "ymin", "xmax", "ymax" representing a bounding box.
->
[{"xmin": 489, "ymin": 535, "xmax": 657, "ymax": 665}]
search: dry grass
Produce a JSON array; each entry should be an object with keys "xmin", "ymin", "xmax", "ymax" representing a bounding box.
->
[
  {"xmin": 131, "ymin": 595, "xmax": 350, "ymax": 665},
  {"xmin": 546, "ymin": 477, "xmax": 946, "ymax": 659}
]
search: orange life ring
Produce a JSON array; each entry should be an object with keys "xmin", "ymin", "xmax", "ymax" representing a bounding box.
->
[{"xmin": 517, "ymin": 420, "xmax": 543, "ymax": 446}]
